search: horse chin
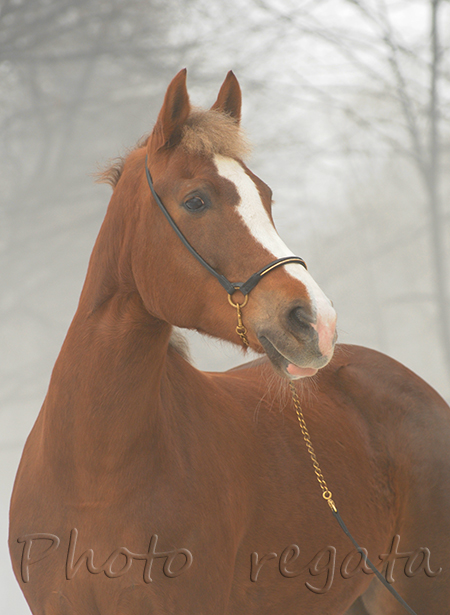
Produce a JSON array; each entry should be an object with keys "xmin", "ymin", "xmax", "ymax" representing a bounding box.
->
[
  {"xmin": 286, "ymin": 364, "xmax": 319, "ymax": 379},
  {"xmin": 258, "ymin": 334, "xmax": 329, "ymax": 380}
]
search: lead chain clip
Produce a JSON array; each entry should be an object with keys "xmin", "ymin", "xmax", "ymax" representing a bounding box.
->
[{"xmin": 228, "ymin": 292, "xmax": 250, "ymax": 347}]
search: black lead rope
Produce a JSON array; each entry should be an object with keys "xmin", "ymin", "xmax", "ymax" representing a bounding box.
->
[
  {"xmin": 332, "ymin": 510, "xmax": 419, "ymax": 615},
  {"xmin": 144, "ymin": 156, "xmax": 307, "ymax": 297}
]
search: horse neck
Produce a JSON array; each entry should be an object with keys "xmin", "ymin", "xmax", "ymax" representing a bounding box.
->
[{"xmin": 40, "ymin": 172, "xmax": 187, "ymax": 486}]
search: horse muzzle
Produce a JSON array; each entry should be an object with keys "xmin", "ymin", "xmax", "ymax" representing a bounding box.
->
[{"xmin": 254, "ymin": 301, "xmax": 337, "ymax": 379}]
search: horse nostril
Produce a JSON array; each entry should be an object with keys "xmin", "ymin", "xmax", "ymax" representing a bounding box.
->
[{"xmin": 288, "ymin": 305, "xmax": 316, "ymax": 338}]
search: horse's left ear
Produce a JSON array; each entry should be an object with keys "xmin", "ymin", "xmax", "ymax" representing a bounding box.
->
[
  {"xmin": 150, "ymin": 69, "xmax": 191, "ymax": 152},
  {"xmin": 211, "ymin": 71, "xmax": 241, "ymax": 123}
]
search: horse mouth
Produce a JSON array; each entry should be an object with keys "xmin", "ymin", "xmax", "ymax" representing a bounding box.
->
[{"xmin": 258, "ymin": 335, "xmax": 321, "ymax": 380}]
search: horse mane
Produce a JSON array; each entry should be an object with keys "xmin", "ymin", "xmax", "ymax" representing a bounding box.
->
[
  {"xmin": 169, "ymin": 328, "xmax": 192, "ymax": 362},
  {"xmin": 96, "ymin": 108, "xmax": 251, "ymax": 189},
  {"xmin": 95, "ymin": 134, "xmax": 150, "ymax": 189}
]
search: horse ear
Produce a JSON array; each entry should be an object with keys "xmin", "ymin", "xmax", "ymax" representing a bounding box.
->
[
  {"xmin": 150, "ymin": 69, "xmax": 191, "ymax": 151},
  {"xmin": 211, "ymin": 71, "xmax": 241, "ymax": 123}
]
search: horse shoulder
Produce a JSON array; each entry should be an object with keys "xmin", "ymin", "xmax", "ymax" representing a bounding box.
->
[
  {"xmin": 329, "ymin": 344, "xmax": 450, "ymax": 508},
  {"xmin": 329, "ymin": 344, "xmax": 450, "ymax": 437}
]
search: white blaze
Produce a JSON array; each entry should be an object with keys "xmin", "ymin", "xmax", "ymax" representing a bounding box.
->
[{"xmin": 214, "ymin": 154, "xmax": 336, "ymax": 356}]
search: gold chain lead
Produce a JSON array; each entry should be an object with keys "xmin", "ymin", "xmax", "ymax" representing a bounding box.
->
[
  {"xmin": 228, "ymin": 291, "xmax": 336, "ymax": 512},
  {"xmin": 289, "ymin": 382, "xmax": 337, "ymax": 512}
]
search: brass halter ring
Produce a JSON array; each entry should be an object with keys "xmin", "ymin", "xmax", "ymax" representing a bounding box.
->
[{"xmin": 227, "ymin": 293, "xmax": 249, "ymax": 309}]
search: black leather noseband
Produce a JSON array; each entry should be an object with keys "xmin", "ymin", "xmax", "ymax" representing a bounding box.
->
[{"xmin": 145, "ymin": 156, "xmax": 307, "ymax": 298}]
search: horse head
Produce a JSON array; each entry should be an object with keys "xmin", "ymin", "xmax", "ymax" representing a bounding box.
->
[{"xmin": 126, "ymin": 69, "xmax": 337, "ymax": 379}]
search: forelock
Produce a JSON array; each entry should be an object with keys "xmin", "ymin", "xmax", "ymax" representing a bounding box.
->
[{"xmin": 180, "ymin": 108, "xmax": 252, "ymax": 160}]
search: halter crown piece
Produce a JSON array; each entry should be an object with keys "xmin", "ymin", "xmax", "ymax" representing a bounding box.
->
[{"xmin": 145, "ymin": 156, "xmax": 307, "ymax": 346}]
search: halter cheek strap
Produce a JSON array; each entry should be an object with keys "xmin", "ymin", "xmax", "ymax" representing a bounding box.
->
[{"xmin": 145, "ymin": 156, "xmax": 307, "ymax": 346}]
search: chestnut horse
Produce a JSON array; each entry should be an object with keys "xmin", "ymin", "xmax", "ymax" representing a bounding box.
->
[{"xmin": 9, "ymin": 70, "xmax": 450, "ymax": 615}]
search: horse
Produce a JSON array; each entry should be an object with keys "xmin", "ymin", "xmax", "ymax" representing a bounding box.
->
[{"xmin": 9, "ymin": 69, "xmax": 450, "ymax": 615}]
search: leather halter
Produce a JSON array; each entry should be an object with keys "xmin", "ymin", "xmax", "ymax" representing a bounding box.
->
[{"xmin": 145, "ymin": 156, "xmax": 307, "ymax": 298}]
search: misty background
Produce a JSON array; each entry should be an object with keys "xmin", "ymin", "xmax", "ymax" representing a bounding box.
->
[{"xmin": 1, "ymin": 0, "xmax": 449, "ymax": 611}]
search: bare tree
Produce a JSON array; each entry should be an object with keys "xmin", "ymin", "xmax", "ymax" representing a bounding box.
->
[
  {"xmin": 333, "ymin": 0, "xmax": 450, "ymax": 375},
  {"xmin": 225, "ymin": 0, "xmax": 450, "ymax": 377}
]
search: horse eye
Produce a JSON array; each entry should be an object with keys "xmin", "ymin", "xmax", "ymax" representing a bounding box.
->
[{"xmin": 184, "ymin": 196, "xmax": 205, "ymax": 212}]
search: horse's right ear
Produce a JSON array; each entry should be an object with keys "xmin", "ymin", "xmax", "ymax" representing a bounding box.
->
[{"xmin": 149, "ymin": 69, "xmax": 191, "ymax": 153}]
